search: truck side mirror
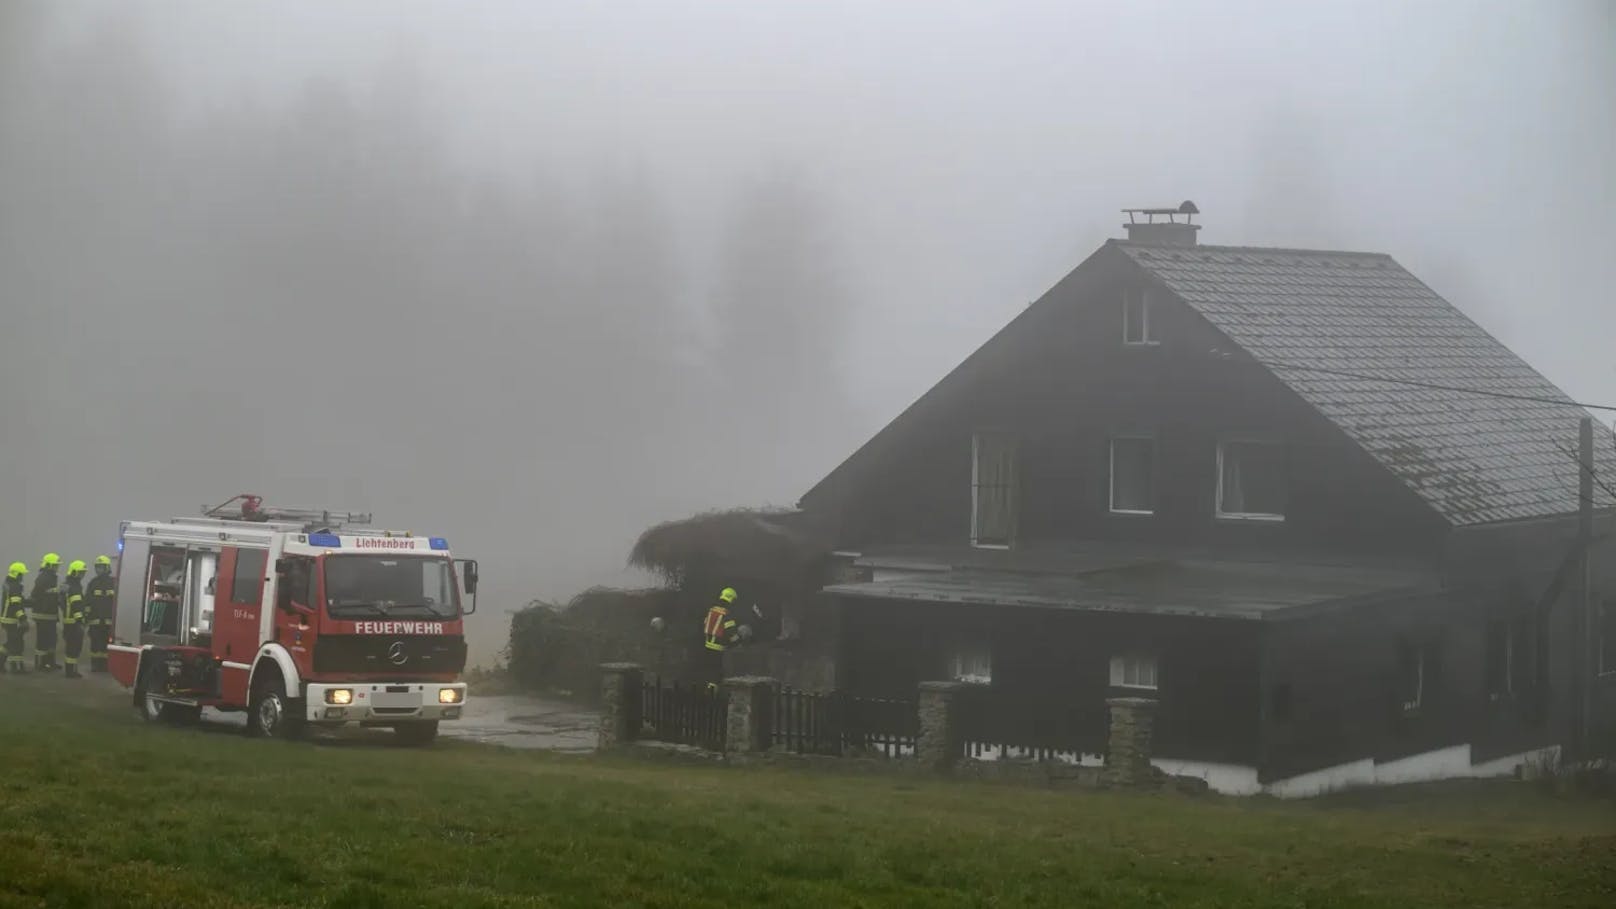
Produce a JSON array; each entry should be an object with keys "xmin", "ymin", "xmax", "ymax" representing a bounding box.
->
[{"xmin": 456, "ymin": 559, "xmax": 479, "ymax": 615}]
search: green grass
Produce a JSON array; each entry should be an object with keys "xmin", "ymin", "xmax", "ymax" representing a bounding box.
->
[{"xmin": 0, "ymin": 677, "xmax": 1611, "ymax": 908}]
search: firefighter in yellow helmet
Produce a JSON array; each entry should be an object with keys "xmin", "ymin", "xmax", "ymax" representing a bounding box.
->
[
  {"xmin": 700, "ymin": 587, "xmax": 741, "ymax": 691},
  {"xmin": 85, "ymin": 556, "xmax": 116, "ymax": 673},
  {"xmin": 30, "ymin": 553, "xmax": 64, "ymax": 671},
  {"xmin": 61, "ymin": 560, "xmax": 88, "ymax": 679},
  {"xmin": 2, "ymin": 563, "xmax": 27, "ymax": 673}
]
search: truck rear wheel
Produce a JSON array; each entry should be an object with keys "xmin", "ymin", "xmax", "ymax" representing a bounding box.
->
[
  {"xmin": 394, "ymin": 721, "xmax": 439, "ymax": 746},
  {"xmin": 135, "ymin": 669, "xmax": 199, "ymax": 726},
  {"xmin": 248, "ymin": 673, "xmax": 305, "ymax": 741},
  {"xmin": 136, "ymin": 683, "xmax": 167, "ymax": 724}
]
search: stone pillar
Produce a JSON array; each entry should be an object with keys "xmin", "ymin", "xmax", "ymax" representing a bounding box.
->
[
  {"xmin": 1105, "ymin": 697, "xmax": 1159, "ymax": 787},
  {"xmin": 598, "ymin": 663, "xmax": 643, "ymax": 750},
  {"xmin": 723, "ymin": 676, "xmax": 778, "ymax": 753},
  {"xmin": 917, "ymin": 681, "xmax": 964, "ymax": 772}
]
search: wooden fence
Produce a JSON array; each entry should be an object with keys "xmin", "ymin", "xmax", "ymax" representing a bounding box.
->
[
  {"xmin": 641, "ymin": 679, "xmax": 728, "ymax": 751},
  {"xmin": 773, "ymin": 688, "xmax": 918, "ymax": 758},
  {"xmin": 956, "ymin": 684, "xmax": 1105, "ymax": 764}
]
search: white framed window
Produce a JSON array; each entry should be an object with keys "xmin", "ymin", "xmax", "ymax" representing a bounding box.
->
[
  {"xmin": 1216, "ymin": 439, "xmax": 1287, "ymax": 521},
  {"xmin": 950, "ymin": 645, "xmax": 992, "ymax": 685},
  {"xmin": 1486, "ymin": 615, "xmax": 1536, "ymax": 699},
  {"xmin": 1122, "ymin": 287, "xmax": 1157, "ymax": 345},
  {"xmin": 1398, "ymin": 639, "xmax": 1437, "ymax": 713},
  {"xmin": 1109, "ymin": 436, "xmax": 1156, "ymax": 515},
  {"xmin": 1109, "ymin": 653, "xmax": 1157, "ymax": 690},
  {"xmin": 971, "ymin": 432, "xmax": 1018, "ymax": 549}
]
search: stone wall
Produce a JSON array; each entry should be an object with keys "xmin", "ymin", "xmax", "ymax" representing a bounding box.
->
[
  {"xmin": 1104, "ymin": 697, "xmax": 1161, "ymax": 787},
  {"xmin": 597, "ymin": 663, "xmax": 643, "ymax": 750},
  {"xmin": 723, "ymin": 676, "xmax": 778, "ymax": 754},
  {"xmin": 916, "ymin": 681, "xmax": 964, "ymax": 772}
]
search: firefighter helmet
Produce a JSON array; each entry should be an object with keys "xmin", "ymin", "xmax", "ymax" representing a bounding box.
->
[
  {"xmin": 719, "ymin": 587, "xmax": 737, "ymax": 603},
  {"xmin": 6, "ymin": 562, "xmax": 24, "ymax": 579},
  {"xmin": 68, "ymin": 559, "xmax": 87, "ymax": 575},
  {"xmin": 40, "ymin": 553, "xmax": 60, "ymax": 570},
  {"xmin": 94, "ymin": 555, "xmax": 112, "ymax": 566}
]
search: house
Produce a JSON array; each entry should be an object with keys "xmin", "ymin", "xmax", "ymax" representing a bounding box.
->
[{"xmin": 797, "ymin": 204, "xmax": 1616, "ymax": 796}]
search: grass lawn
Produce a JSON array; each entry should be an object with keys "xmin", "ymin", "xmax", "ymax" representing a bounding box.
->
[{"xmin": 0, "ymin": 676, "xmax": 1610, "ymax": 908}]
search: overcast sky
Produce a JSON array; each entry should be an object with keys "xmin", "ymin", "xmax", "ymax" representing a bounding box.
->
[{"xmin": 4, "ymin": 1, "xmax": 1613, "ymax": 663}]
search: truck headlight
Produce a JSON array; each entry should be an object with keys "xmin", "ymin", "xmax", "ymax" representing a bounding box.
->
[
  {"xmin": 438, "ymin": 688, "xmax": 462, "ymax": 705},
  {"xmin": 325, "ymin": 689, "xmax": 354, "ymax": 706}
]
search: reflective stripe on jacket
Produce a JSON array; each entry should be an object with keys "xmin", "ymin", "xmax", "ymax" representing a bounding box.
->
[
  {"xmin": 86, "ymin": 576, "xmax": 116, "ymax": 624},
  {"xmin": 1, "ymin": 579, "xmax": 25, "ymax": 625},
  {"xmin": 703, "ymin": 605, "xmax": 737, "ymax": 652},
  {"xmin": 62, "ymin": 578, "xmax": 86, "ymax": 624}
]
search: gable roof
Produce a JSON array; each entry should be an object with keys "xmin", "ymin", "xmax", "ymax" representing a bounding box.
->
[
  {"xmin": 1118, "ymin": 241, "xmax": 1616, "ymax": 525},
  {"xmin": 802, "ymin": 237, "xmax": 1615, "ymax": 527}
]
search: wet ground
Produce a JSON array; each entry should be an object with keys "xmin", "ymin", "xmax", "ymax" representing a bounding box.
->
[
  {"xmin": 439, "ymin": 693, "xmax": 598, "ymax": 752},
  {"xmin": 37, "ymin": 672, "xmax": 599, "ymax": 752}
]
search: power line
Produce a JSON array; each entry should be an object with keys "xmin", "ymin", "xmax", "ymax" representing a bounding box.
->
[{"xmin": 1233, "ymin": 355, "xmax": 1616, "ymax": 415}]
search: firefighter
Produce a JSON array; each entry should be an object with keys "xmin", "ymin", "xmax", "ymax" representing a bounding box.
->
[
  {"xmin": 61, "ymin": 560, "xmax": 87, "ymax": 679},
  {"xmin": 700, "ymin": 587, "xmax": 741, "ymax": 691},
  {"xmin": 2, "ymin": 563, "xmax": 27, "ymax": 673},
  {"xmin": 30, "ymin": 553, "xmax": 63, "ymax": 671},
  {"xmin": 85, "ymin": 555, "xmax": 115, "ymax": 673}
]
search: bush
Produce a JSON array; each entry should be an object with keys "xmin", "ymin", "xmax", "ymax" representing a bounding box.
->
[{"xmin": 507, "ymin": 589, "xmax": 686, "ymax": 701}]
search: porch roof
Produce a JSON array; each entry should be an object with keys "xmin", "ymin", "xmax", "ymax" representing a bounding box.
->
[{"xmin": 823, "ymin": 552, "xmax": 1441, "ymax": 621}]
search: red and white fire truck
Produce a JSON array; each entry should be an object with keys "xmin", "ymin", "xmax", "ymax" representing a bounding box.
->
[{"xmin": 107, "ymin": 495, "xmax": 478, "ymax": 744}]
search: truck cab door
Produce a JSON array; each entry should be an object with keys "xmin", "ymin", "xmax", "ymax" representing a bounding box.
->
[{"xmin": 273, "ymin": 556, "xmax": 318, "ymax": 679}]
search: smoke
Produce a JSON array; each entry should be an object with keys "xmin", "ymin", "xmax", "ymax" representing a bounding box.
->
[{"xmin": 1, "ymin": 1, "xmax": 1612, "ymax": 666}]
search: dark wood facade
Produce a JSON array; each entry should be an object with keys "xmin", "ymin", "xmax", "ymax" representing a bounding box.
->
[
  {"xmin": 814, "ymin": 251, "xmax": 1448, "ymax": 559},
  {"xmin": 803, "ymin": 242, "xmax": 1616, "ymax": 786}
]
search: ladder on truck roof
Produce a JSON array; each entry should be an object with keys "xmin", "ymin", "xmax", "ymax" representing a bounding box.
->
[{"xmin": 203, "ymin": 493, "xmax": 373, "ymax": 533}]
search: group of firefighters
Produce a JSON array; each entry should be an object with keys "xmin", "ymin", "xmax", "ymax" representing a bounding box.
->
[{"xmin": 2, "ymin": 553, "xmax": 116, "ymax": 679}]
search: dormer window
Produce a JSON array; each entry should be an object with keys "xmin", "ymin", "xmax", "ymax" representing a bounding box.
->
[{"xmin": 1123, "ymin": 287, "xmax": 1157, "ymax": 346}]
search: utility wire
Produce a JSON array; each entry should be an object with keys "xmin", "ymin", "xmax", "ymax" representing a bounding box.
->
[
  {"xmin": 1230, "ymin": 355, "xmax": 1616, "ymax": 415},
  {"xmin": 1556, "ymin": 441, "xmax": 1616, "ymax": 504}
]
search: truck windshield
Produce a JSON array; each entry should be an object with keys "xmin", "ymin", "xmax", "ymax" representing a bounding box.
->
[{"xmin": 322, "ymin": 556, "xmax": 458, "ymax": 619}]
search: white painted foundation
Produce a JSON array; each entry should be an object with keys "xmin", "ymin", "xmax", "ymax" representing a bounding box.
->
[{"xmin": 1154, "ymin": 743, "xmax": 1561, "ymax": 798}]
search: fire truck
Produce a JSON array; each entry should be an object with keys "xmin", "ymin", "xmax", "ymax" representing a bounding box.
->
[{"xmin": 107, "ymin": 495, "xmax": 478, "ymax": 745}]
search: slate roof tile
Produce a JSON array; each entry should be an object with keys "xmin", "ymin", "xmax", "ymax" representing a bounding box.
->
[{"xmin": 1118, "ymin": 242, "xmax": 1616, "ymax": 525}]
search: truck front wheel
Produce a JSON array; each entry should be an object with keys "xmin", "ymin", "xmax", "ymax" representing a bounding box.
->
[
  {"xmin": 248, "ymin": 673, "xmax": 306, "ymax": 741},
  {"xmin": 394, "ymin": 721, "xmax": 439, "ymax": 746}
]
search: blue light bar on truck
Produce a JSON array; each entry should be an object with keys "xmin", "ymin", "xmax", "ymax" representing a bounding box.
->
[
  {"xmin": 429, "ymin": 537, "xmax": 448, "ymax": 550},
  {"xmin": 308, "ymin": 533, "xmax": 341, "ymax": 547}
]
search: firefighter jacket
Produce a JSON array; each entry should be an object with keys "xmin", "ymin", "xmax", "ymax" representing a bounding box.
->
[
  {"xmin": 86, "ymin": 575, "xmax": 116, "ymax": 625},
  {"xmin": 28, "ymin": 569, "xmax": 61, "ymax": 622},
  {"xmin": 62, "ymin": 576, "xmax": 86, "ymax": 625},
  {"xmin": 703, "ymin": 603, "xmax": 738, "ymax": 652},
  {"xmin": 1, "ymin": 578, "xmax": 26, "ymax": 627}
]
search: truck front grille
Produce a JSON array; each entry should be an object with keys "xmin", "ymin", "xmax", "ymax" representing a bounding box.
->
[{"xmin": 311, "ymin": 635, "xmax": 467, "ymax": 676}]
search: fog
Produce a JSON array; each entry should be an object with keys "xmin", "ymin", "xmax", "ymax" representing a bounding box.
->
[{"xmin": 2, "ymin": 0, "xmax": 1612, "ymax": 666}]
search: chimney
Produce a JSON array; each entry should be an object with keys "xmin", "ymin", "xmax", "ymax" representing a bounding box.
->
[{"xmin": 1122, "ymin": 200, "xmax": 1200, "ymax": 246}]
